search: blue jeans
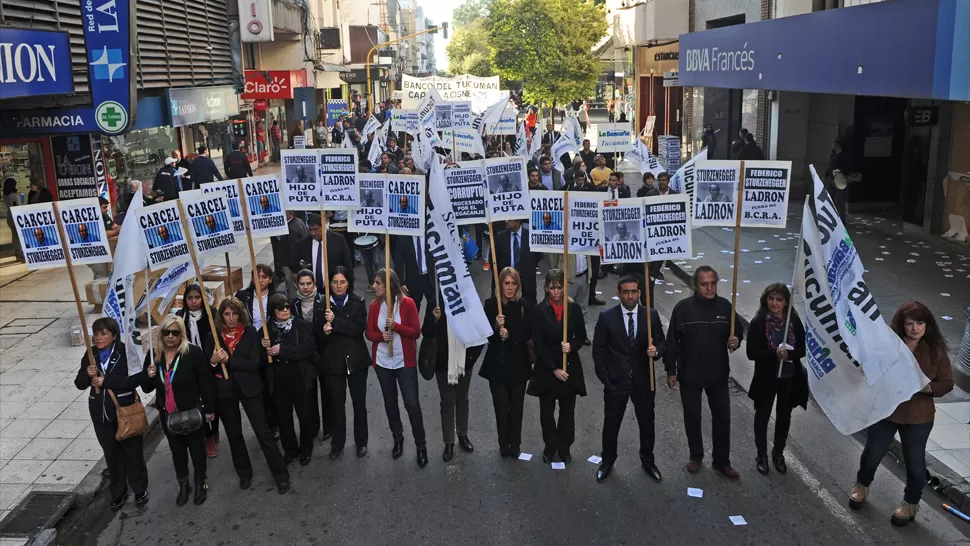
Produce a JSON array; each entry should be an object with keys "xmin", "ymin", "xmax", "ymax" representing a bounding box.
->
[{"xmin": 856, "ymin": 418, "xmax": 933, "ymax": 503}]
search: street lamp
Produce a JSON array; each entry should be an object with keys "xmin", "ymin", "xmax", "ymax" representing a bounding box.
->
[{"xmin": 366, "ymin": 23, "xmax": 448, "ymax": 115}]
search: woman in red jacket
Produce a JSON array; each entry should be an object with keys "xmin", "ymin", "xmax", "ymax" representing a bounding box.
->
[{"xmin": 366, "ymin": 268, "xmax": 427, "ymax": 468}]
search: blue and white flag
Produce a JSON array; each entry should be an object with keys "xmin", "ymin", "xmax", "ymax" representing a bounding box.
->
[
  {"xmin": 669, "ymin": 147, "xmax": 707, "ymax": 209},
  {"xmin": 514, "ymin": 120, "xmax": 528, "ymax": 157}
]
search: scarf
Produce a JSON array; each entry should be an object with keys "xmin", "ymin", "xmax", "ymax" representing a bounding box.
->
[
  {"xmin": 187, "ymin": 309, "xmax": 203, "ymax": 346},
  {"xmin": 550, "ymin": 301, "xmax": 564, "ymax": 322},
  {"xmin": 765, "ymin": 313, "xmax": 796, "ymax": 350},
  {"xmin": 273, "ymin": 317, "xmax": 294, "ymax": 336},
  {"xmin": 331, "ymin": 292, "xmax": 349, "ymax": 309},
  {"xmin": 298, "ymin": 291, "xmax": 317, "ymax": 322},
  {"xmin": 221, "ymin": 323, "xmax": 246, "ymax": 354}
]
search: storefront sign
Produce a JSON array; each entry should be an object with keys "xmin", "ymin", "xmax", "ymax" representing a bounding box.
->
[
  {"xmin": 906, "ymin": 106, "xmax": 939, "ymax": 127},
  {"xmin": 637, "ymin": 43, "xmax": 680, "ymax": 76},
  {"xmin": 238, "ymin": 0, "xmax": 274, "ymax": 43},
  {"xmin": 0, "ymin": 29, "xmax": 74, "ymax": 100},
  {"xmin": 241, "ymin": 69, "xmax": 308, "ymax": 100},
  {"xmin": 168, "ymin": 85, "xmax": 240, "ymax": 127},
  {"xmin": 50, "ymin": 135, "xmax": 98, "ymax": 200},
  {"xmin": 0, "ymin": 0, "xmax": 137, "ymax": 137}
]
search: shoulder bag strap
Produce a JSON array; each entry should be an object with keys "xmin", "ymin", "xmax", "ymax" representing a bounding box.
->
[{"xmin": 107, "ymin": 389, "xmax": 120, "ymax": 408}]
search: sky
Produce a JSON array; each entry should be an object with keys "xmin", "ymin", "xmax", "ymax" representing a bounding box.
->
[{"xmin": 413, "ymin": 0, "xmax": 459, "ymax": 72}]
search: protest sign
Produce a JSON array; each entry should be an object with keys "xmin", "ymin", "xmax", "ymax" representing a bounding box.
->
[
  {"xmin": 385, "ymin": 174, "xmax": 425, "ymax": 237},
  {"xmin": 644, "ymin": 194, "xmax": 692, "ymax": 261},
  {"xmin": 529, "ymin": 191, "xmax": 566, "ymax": 253},
  {"xmin": 452, "ymin": 101, "xmax": 472, "ymax": 129},
  {"xmin": 434, "ymin": 103, "xmax": 453, "ymax": 131},
  {"xmin": 658, "ymin": 135, "xmax": 681, "ymax": 173},
  {"xmin": 692, "ymin": 160, "xmax": 740, "ymax": 227},
  {"xmin": 57, "ymin": 198, "xmax": 112, "ymax": 266},
  {"xmin": 484, "ymin": 156, "xmax": 529, "ymax": 221},
  {"xmin": 451, "ymin": 129, "xmax": 483, "ymax": 157},
  {"xmin": 319, "ymin": 149, "xmax": 359, "ymax": 209},
  {"xmin": 491, "ymin": 107, "xmax": 518, "ymax": 135},
  {"xmin": 281, "ymin": 150, "xmax": 321, "ymax": 210},
  {"xmin": 596, "ymin": 123, "xmax": 634, "ymax": 153},
  {"xmin": 599, "ymin": 198, "xmax": 645, "ymax": 264},
  {"xmin": 741, "ymin": 161, "xmax": 791, "ymax": 228},
  {"xmin": 401, "ymin": 74, "xmax": 503, "ymax": 113},
  {"xmin": 349, "ymin": 175, "xmax": 387, "ymax": 233},
  {"xmin": 240, "ymin": 174, "xmax": 288, "ymax": 238},
  {"xmin": 390, "ymin": 109, "xmax": 410, "ymax": 132},
  {"xmin": 445, "ymin": 163, "xmax": 488, "ymax": 225},
  {"xmin": 404, "ymin": 111, "xmax": 420, "ymax": 136},
  {"xmin": 200, "ymin": 181, "xmax": 245, "ymax": 235},
  {"xmin": 567, "ymin": 193, "xmax": 601, "ymax": 255},
  {"xmin": 11, "ymin": 203, "xmax": 66, "ymax": 269},
  {"xmin": 181, "ymin": 192, "xmax": 237, "ymax": 258},
  {"xmin": 136, "ymin": 201, "xmax": 192, "ymax": 270}
]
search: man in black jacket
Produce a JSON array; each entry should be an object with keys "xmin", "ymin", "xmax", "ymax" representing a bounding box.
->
[
  {"xmin": 592, "ymin": 275, "xmax": 666, "ymax": 483},
  {"xmin": 291, "ymin": 213, "xmax": 354, "ymax": 291},
  {"xmin": 664, "ymin": 265, "xmax": 744, "ymax": 479},
  {"xmin": 225, "ymin": 142, "xmax": 253, "ymax": 179},
  {"xmin": 391, "ymin": 234, "xmax": 432, "ymax": 315},
  {"xmin": 737, "ymin": 133, "xmax": 765, "ymax": 161},
  {"xmin": 493, "ymin": 219, "xmax": 537, "ymax": 305},
  {"xmin": 190, "ymin": 146, "xmax": 223, "ymax": 185},
  {"xmin": 152, "ymin": 157, "xmax": 180, "ymax": 201}
]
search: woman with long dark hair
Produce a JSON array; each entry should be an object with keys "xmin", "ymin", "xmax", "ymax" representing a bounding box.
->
[
  {"xmin": 745, "ymin": 283, "xmax": 807, "ymax": 476},
  {"xmin": 365, "ymin": 268, "xmax": 427, "ymax": 467},
  {"xmin": 848, "ymin": 301, "xmax": 953, "ymax": 526},
  {"xmin": 528, "ymin": 269, "xmax": 586, "ymax": 464},
  {"xmin": 479, "ymin": 267, "xmax": 533, "ymax": 457},
  {"xmin": 142, "ymin": 316, "xmax": 215, "ymax": 506},
  {"xmin": 176, "ymin": 284, "xmax": 221, "ymax": 457},
  {"xmin": 204, "ymin": 297, "xmax": 290, "ymax": 493}
]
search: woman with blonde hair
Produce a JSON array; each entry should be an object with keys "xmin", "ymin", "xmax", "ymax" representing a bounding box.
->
[{"xmin": 142, "ymin": 316, "xmax": 215, "ymax": 506}]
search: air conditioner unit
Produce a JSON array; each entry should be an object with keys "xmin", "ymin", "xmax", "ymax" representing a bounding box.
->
[{"xmin": 316, "ymin": 28, "xmax": 341, "ymax": 49}]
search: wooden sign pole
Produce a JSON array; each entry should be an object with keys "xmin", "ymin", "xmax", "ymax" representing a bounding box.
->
[
  {"xmin": 561, "ymin": 191, "xmax": 570, "ymax": 372},
  {"xmin": 729, "ymin": 161, "xmax": 746, "ymax": 342},
  {"xmin": 176, "ymin": 201, "xmax": 230, "ymax": 377},
  {"xmin": 234, "ymin": 179, "xmax": 272, "ymax": 363},
  {"xmin": 320, "ymin": 207, "xmax": 332, "ymax": 312}
]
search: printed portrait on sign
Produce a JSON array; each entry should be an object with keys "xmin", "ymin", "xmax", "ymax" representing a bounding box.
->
[
  {"xmin": 25, "ymin": 226, "xmax": 57, "ymax": 249},
  {"xmin": 488, "ymin": 173, "xmax": 519, "ymax": 194},
  {"xmin": 68, "ymin": 222, "xmax": 101, "ymax": 244},
  {"xmin": 390, "ymin": 194, "xmax": 417, "ymax": 215},
  {"xmin": 360, "ymin": 188, "xmax": 384, "ymax": 208},
  {"xmin": 702, "ymin": 183, "xmax": 734, "ymax": 203},
  {"xmin": 285, "ymin": 164, "xmax": 313, "ymax": 186},
  {"xmin": 606, "ymin": 221, "xmax": 639, "ymax": 242}
]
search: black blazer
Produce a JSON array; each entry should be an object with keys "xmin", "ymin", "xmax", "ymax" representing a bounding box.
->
[
  {"xmin": 291, "ymin": 294, "xmax": 327, "ymax": 353},
  {"xmin": 141, "ymin": 345, "xmax": 216, "ymax": 415},
  {"xmin": 320, "ymin": 294, "xmax": 371, "ymax": 376},
  {"xmin": 479, "ymin": 297, "xmax": 533, "ymax": 384},
  {"xmin": 176, "ymin": 305, "xmax": 216, "ymax": 347},
  {"xmin": 592, "ymin": 305, "xmax": 666, "ymax": 391},
  {"xmin": 203, "ymin": 326, "xmax": 265, "ymax": 399},
  {"xmin": 268, "ymin": 318, "xmax": 317, "ymax": 392},
  {"xmin": 529, "ymin": 300, "xmax": 586, "ymax": 398},
  {"xmin": 74, "ymin": 342, "xmax": 142, "ymax": 424},
  {"xmin": 189, "ymin": 155, "xmax": 223, "ymax": 185},
  {"xmin": 421, "ymin": 302, "xmax": 484, "ymax": 374},
  {"xmin": 291, "ymin": 232, "xmax": 355, "ymax": 289},
  {"xmin": 746, "ymin": 313, "xmax": 809, "ymax": 409},
  {"xmin": 391, "ymin": 234, "xmax": 431, "ymax": 290},
  {"xmin": 493, "ymin": 228, "xmax": 537, "ymax": 305},
  {"xmin": 604, "ymin": 185, "xmax": 631, "ymax": 199}
]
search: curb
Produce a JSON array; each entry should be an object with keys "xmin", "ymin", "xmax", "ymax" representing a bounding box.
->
[{"xmin": 886, "ymin": 434, "xmax": 969, "ymax": 512}]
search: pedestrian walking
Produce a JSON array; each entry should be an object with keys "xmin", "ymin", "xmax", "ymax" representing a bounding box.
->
[
  {"xmin": 528, "ymin": 270, "xmax": 586, "ymax": 465},
  {"xmin": 737, "ymin": 133, "xmax": 765, "ymax": 161},
  {"xmin": 26, "ymin": 179, "xmax": 53, "ymax": 204},
  {"xmin": 366, "ymin": 268, "xmax": 427, "ymax": 467},
  {"xmin": 152, "ymin": 157, "xmax": 180, "ymax": 201},
  {"xmin": 271, "ymin": 120, "xmax": 282, "ymax": 161},
  {"xmin": 848, "ymin": 301, "xmax": 953, "ymax": 526},
  {"xmin": 731, "ymin": 129, "xmax": 748, "ymax": 158},
  {"xmin": 225, "ymin": 141, "xmax": 254, "ymax": 179},
  {"xmin": 74, "ymin": 317, "xmax": 149, "ymax": 511},
  {"xmin": 480, "ymin": 267, "xmax": 533, "ymax": 458},
  {"xmin": 142, "ymin": 316, "xmax": 215, "ymax": 506},
  {"xmin": 204, "ymin": 298, "xmax": 290, "ymax": 493},
  {"xmin": 592, "ymin": 276, "xmax": 665, "ymax": 483},
  {"xmin": 664, "ymin": 265, "xmax": 743, "ymax": 479},
  {"xmin": 175, "ymin": 284, "xmax": 221, "ymax": 458},
  {"xmin": 745, "ymin": 283, "xmax": 808, "ymax": 476},
  {"xmin": 701, "ymin": 124, "xmax": 717, "ymax": 158},
  {"xmin": 190, "ymin": 146, "xmax": 223, "ymax": 185}
]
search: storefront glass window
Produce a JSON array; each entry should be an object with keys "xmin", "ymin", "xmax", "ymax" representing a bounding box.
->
[
  {"xmin": 103, "ymin": 126, "xmax": 179, "ymax": 210},
  {"xmin": 741, "ymin": 89, "xmax": 759, "ymax": 139},
  {"xmin": 0, "ymin": 142, "xmax": 46, "ymax": 250}
]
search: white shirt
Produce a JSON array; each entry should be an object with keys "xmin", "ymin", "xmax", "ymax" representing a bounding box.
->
[
  {"xmin": 509, "ymin": 227, "xmax": 523, "ymax": 265},
  {"xmin": 575, "ymin": 255, "xmax": 588, "ymax": 276},
  {"xmin": 622, "ymin": 305, "xmax": 638, "ymax": 338},
  {"xmin": 375, "ymin": 299, "xmax": 405, "ymax": 369},
  {"xmin": 608, "ymin": 187, "xmax": 619, "ymax": 200},
  {"xmin": 311, "ymin": 238, "xmax": 324, "ymax": 282},
  {"xmin": 414, "ymin": 236, "xmax": 427, "ymax": 274},
  {"xmin": 252, "ymin": 293, "xmax": 268, "ymax": 331}
]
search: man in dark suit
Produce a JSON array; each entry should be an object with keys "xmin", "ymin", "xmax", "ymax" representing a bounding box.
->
[
  {"xmin": 190, "ymin": 146, "xmax": 223, "ymax": 186},
  {"xmin": 493, "ymin": 219, "xmax": 537, "ymax": 305},
  {"xmin": 605, "ymin": 172, "xmax": 631, "ymax": 200},
  {"xmin": 391, "ymin": 234, "xmax": 432, "ymax": 315},
  {"xmin": 592, "ymin": 275, "xmax": 666, "ymax": 483},
  {"xmin": 291, "ymin": 213, "xmax": 355, "ymax": 291}
]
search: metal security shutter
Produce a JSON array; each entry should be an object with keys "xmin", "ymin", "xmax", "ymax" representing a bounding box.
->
[
  {"xmin": 0, "ymin": 0, "xmax": 89, "ymax": 94},
  {"xmin": 135, "ymin": 0, "xmax": 234, "ymax": 90}
]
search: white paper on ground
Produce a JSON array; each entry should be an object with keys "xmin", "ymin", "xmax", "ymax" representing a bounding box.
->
[
  {"xmin": 729, "ymin": 516, "xmax": 747, "ymax": 526},
  {"xmin": 551, "ymin": 462, "xmax": 566, "ymax": 470},
  {"xmin": 587, "ymin": 455, "xmax": 602, "ymax": 464},
  {"xmin": 688, "ymin": 488, "xmax": 703, "ymax": 498},
  {"xmin": 518, "ymin": 453, "xmax": 533, "ymax": 461}
]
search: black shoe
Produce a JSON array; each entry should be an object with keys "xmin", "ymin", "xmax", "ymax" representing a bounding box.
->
[
  {"xmin": 756, "ymin": 455, "xmax": 770, "ymax": 475},
  {"xmin": 392, "ymin": 440, "xmax": 404, "ymax": 459},
  {"xmin": 239, "ymin": 476, "xmax": 252, "ymax": 490},
  {"xmin": 135, "ymin": 491, "xmax": 149, "ymax": 506},
  {"xmin": 300, "ymin": 454, "xmax": 312, "ymax": 466},
  {"xmin": 283, "ymin": 453, "xmax": 297, "ymax": 465},
  {"xmin": 772, "ymin": 451, "xmax": 788, "ymax": 474},
  {"xmin": 329, "ymin": 448, "xmax": 343, "ymax": 460},
  {"xmin": 458, "ymin": 436, "xmax": 474, "ymax": 453},
  {"xmin": 176, "ymin": 481, "xmax": 191, "ymax": 507},
  {"xmin": 356, "ymin": 445, "xmax": 368, "ymax": 458},
  {"xmin": 443, "ymin": 443, "xmax": 455, "ymax": 462},
  {"xmin": 110, "ymin": 490, "xmax": 129, "ymax": 511},
  {"xmin": 541, "ymin": 453, "xmax": 551, "ymax": 465},
  {"xmin": 510, "ymin": 446, "xmax": 520, "ymax": 458},
  {"xmin": 417, "ymin": 448, "xmax": 428, "ymax": 468},
  {"xmin": 500, "ymin": 448, "xmax": 512, "ymax": 458},
  {"xmin": 588, "ymin": 297, "xmax": 606, "ymax": 306},
  {"xmin": 596, "ymin": 461, "xmax": 614, "ymax": 482},
  {"xmin": 561, "ymin": 453, "xmax": 572, "ymax": 464},
  {"xmin": 642, "ymin": 462, "xmax": 662, "ymax": 483},
  {"xmin": 277, "ymin": 480, "xmax": 290, "ymax": 495},
  {"xmin": 655, "ymin": 270, "xmax": 665, "ymax": 281},
  {"xmin": 193, "ymin": 483, "xmax": 207, "ymax": 506}
]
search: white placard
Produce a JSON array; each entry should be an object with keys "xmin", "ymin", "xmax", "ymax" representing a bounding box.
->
[
  {"xmin": 599, "ymin": 198, "xmax": 646, "ymax": 264},
  {"xmin": 693, "ymin": 160, "xmax": 741, "ymax": 227},
  {"xmin": 385, "ymin": 174, "xmax": 426, "ymax": 237},
  {"xmin": 529, "ymin": 191, "xmax": 565, "ymax": 253},
  {"xmin": 434, "ymin": 103, "xmax": 453, "ymax": 131},
  {"xmin": 181, "ymin": 192, "xmax": 238, "ymax": 258},
  {"xmin": 643, "ymin": 194, "xmax": 692, "ymax": 261},
  {"xmin": 11, "ymin": 203, "xmax": 65, "ymax": 269},
  {"xmin": 567, "ymin": 192, "xmax": 601, "ymax": 255},
  {"xmin": 483, "ymin": 156, "xmax": 529, "ymax": 221},
  {"xmin": 136, "ymin": 201, "xmax": 192, "ymax": 271},
  {"xmin": 240, "ymin": 174, "xmax": 289, "ymax": 238},
  {"xmin": 200, "ymin": 181, "xmax": 246, "ymax": 235},
  {"xmin": 596, "ymin": 123, "xmax": 634, "ymax": 153},
  {"xmin": 319, "ymin": 149, "xmax": 359, "ymax": 210},
  {"xmin": 349, "ymin": 174, "xmax": 387, "ymax": 233},
  {"xmin": 445, "ymin": 163, "xmax": 488, "ymax": 225},
  {"xmin": 58, "ymin": 198, "xmax": 113, "ymax": 266},
  {"xmin": 281, "ymin": 149, "xmax": 321, "ymax": 210},
  {"xmin": 741, "ymin": 160, "xmax": 792, "ymax": 228}
]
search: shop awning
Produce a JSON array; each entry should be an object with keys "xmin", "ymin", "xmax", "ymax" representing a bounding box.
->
[{"xmin": 315, "ymin": 62, "xmax": 351, "ymax": 73}]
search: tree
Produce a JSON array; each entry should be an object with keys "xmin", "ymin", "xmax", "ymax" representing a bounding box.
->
[
  {"xmin": 446, "ymin": 19, "xmax": 496, "ymax": 77},
  {"xmin": 486, "ymin": 0, "xmax": 607, "ymax": 109},
  {"xmin": 453, "ymin": 0, "xmax": 493, "ymax": 27}
]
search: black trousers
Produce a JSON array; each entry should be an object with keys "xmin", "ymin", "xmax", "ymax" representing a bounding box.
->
[
  {"xmin": 601, "ymin": 379, "xmax": 655, "ymax": 464},
  {"xmin": 325, "ymin": 367, "xmax": 369, "ymax": 450},
  {"xmin": 406, "ymin": 274, "xmax": 432, "ymax": 318},
  {"xmin": 680, "ymin": 381, "xmax": 732, "ymax": 467},
  {"xmin": 259, "ymin": 363, "xmax": 278, "ymax": 432},
  {"xmin": 435, "ymin": 363, "xmax": 474, "ymax": 444},
  {"xmin": 488, "ymin": 380, "xmax": 526, "ymax": 452},
  {"xmin": 314, "ymin": 365, "xmax": 333, "ymax": 437},
  {"xmin": 162, "ymin": 414, "xmax": 207, "ymax": 485},
  {"xmin": 273, "ymin": 368, "xmax": 317, "ymax": 459},
  {"xmin": 539, "ymin": 394, "xmax": 576, "ymax": 458},
  {"xmin": 588, "ymin": 255, "xmax": 601, "ymax": 298},
  {"xmin": 375, "ymin": 366, "xmax": 426, "ymax": 448},
  {"xmin": 753, "ymin": 377, "xmax": 794, "ymax": 457},
  {"xmin": 216, "ymin": 394, "xmax": 289, "ymax": 482},
  {"xmin": 92, "ymin": 418, "xmax": 148, "ymax": 501}
]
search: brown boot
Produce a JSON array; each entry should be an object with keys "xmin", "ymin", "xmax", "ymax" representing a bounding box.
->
[
  {"xmin": 848, "ymin": 482, "xmax": 868, "ymax": 509},
  {"xmin": 891, "ymin": 501, "xmax": 919, "ymax": 527}
]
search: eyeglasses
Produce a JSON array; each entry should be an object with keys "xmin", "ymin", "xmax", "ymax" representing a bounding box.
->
[{"xmin": 161, "ymin": 329, "xmax": 181, "ymax": 337}]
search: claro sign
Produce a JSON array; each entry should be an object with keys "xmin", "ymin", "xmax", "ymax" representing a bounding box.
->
[
  {"xmin": 0, "ymin": 29, "xmax": 75, "ymax": 100},
  {"xmin": 241, "ymin": 69, "xmax": 308, "ymax": 100}
]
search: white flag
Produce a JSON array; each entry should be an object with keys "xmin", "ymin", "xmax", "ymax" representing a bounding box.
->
[
  {"xmin": 551, "ymin": 134, "xmax": 572, "ymax": 173},
  {"xmin": 413, "ymin": 122, "xmax": 436, "ymax": 172},
  {"xmin": 626, "ymin": 138, "xmax": 663, "ymax": 177},
  {"xmin": 474, "ymin": 93, "xmax": 511, "ymax": 134},
  {"xmin": 362, "ymin": 115, "xmax": 381, "ymax": 137},
  {"xmin": 367, "ymin": 133, "xmax": 384, "ymax": 167},
  {"xmin": 528, "ymin": 124, "xmax": 543, "ymax": 159},
  {"xmin": 514, "ymin": 120, "xmax": 528, "ymax": 157},
  {"xmin": 669, "ymin": 147, "xmax": 708, "ymax": 207}
]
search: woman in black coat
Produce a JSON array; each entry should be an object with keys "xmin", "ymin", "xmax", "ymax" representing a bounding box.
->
[
  {"xmin": 528, "ymin": 270, "xmax": 587, "ymax": 464},
  {"xmin": 176, "ymin": 284, "xmax": 221, "ymax": 458},
  {"xmin": 204, "ymin": 297, "xmax": 290, "ymax": 494},
  {"xmin": 264, "ymin": 293, "xmax": 318, "ymax": 466},
  {"xmin": 234, "ymin": 263, "xmax": 283, "ymax": 433},
  {"xmin": 321, "ymin": 268, "xmax": 371, "ymax": 459},
  {"xmin": 479, "ymin": 267, "xmax": 533, "ymax": 458},
  {"xmin": 74, "ymin": 317, "xmax": 148, "ymax": 511},
  {"xmin": 142, "ymin": 315, "xmax": 215, "ymax": 506},
  {"xmin": 746, "ymin": 283, "xmax": 808, "ymax": 476}
]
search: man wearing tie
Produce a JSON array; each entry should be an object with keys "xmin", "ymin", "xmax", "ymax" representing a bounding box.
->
[
  {"xmin": 592, "ymin": 275, "xmax": 666, "ymax": 483},
  {"xmin": 391, "ymin": 234, "xmax": 432, "ymax": 315},
  {"xmin": 493, "ymin": 219, "xmax": 537, "ymax": 305},
  {"xmin": 606, "ymin": 172, "xmax": 631, "ymax": 200},
  {"xmin": 292, "ymin": 213, "xmax": 355, "ymax": 293}
]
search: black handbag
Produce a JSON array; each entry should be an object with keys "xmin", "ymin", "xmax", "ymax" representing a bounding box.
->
[
  {"xmin": 164, "ymin": 407, "xmax": 204, "ymax": 435},
  {"xmin": 418, "ymin": 334, "xmax": 437, "ymax": 381}
]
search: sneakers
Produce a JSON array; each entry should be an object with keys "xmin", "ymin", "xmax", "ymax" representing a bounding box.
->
[
  {"xmin": 483, "ymin": 262, "xmax": 491, "ymax": 271},
  {"xmin": 848, "ymin": 482, "xmax": 868, "ymax": 509},
  {"xmin": 205, "ymin": 434, "xmax": 218, "ymax": 458},
  {"xmin": 891, "ymin": 501, "xmax": 919, "ymax": 527}
]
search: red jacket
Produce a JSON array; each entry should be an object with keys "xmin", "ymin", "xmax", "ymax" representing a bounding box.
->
[{"xmin": 366, "ymin": 296, "xmax": 420, "ymax": 368}]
